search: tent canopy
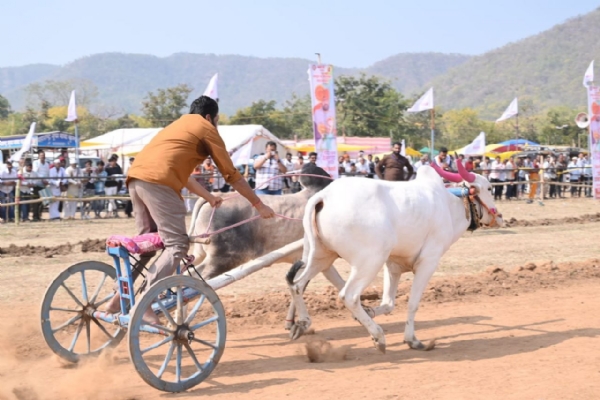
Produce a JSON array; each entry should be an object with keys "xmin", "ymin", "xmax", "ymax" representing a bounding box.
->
[
  {"xmin": 499, "ymin": 139, "xmax": 539, "ymax": 146},
  {"xmin": 287, "ymin": 143, "xmax": 372, "ymax": 153},
  {"xmin": 419, "ymin": 147, "xmax": 439, "ymax": 155},
  {"xmin": 81, "ymin": 128, "xmax": 162, "ymax": 153}
]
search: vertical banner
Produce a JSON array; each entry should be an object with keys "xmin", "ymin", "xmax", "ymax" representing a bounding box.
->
[
  {"xmin": 308, "ymin": 64, "xmax": 338, "ymax": 179},
  {"xmin": 587, "ymin": 86, "xmax": 600, "ymax": 199}
]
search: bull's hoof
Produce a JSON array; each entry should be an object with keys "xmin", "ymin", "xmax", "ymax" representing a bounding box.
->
[
  {"xmin": 404, "ymin": 339, "xmax": 436, "ymax": 351},
  {"xmin": 289, "ymin": 322, "xmax": 308, "ymax": 340},
  {"xmin": 284, "ymin": 320, "xmax": 294, "ymax": 331},
  {"xmin": 372, "ymin": 337, "xmax": 386, "ymax": 354}
]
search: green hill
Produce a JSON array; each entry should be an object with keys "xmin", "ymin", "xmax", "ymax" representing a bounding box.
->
[
  {"xmin": 428, "ymin": 8, "xmax": 600, "ymax": 119},
  {"xmin": 0, "ymin": 52, "xmax": 469, "ymax": 115}
]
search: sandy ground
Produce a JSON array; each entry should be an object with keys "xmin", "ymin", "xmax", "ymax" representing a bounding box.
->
[{"xmin": 0, "ymin": 198, "xmax": 599, "ymax": 399}]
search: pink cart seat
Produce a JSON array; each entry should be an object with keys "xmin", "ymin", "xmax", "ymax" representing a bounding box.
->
[{"xmin": 106, "ymin": 233, "xmax": 164, "ymax": 255}]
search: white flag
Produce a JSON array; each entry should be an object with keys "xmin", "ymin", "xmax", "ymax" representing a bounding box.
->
[
  {"xmin": 10, "ymin": 123, "xmax": 36, "ymax": 162},
  {"xmin": 65, "ymin": 90, "xmax": 77, "ymax": 122},
  {"xmin": 407, "ymin": 87, "xmax": 434, "ymax": 113},
  {"xmin": 583, "ymin": 60, "xmax": 594, "ymax": 87},
  {"xmin": 203, "ymin": 73, "xmax": 219, "ymax": 100},
  {"xmin": 462, "ymin": 132, "xmax": 486, "ymax": 156},
  {"xmin": 496, "ymin": 98, "xmax": 518, "ymax": 123},
  {"xmin": 400, "ymin": 139, "xmax": 406, "ymax": 157}
]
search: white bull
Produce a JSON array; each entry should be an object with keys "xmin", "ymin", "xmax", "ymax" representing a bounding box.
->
[{"xmin": 286, "ymin": 160, "xmax": 503, "ymax": 353}]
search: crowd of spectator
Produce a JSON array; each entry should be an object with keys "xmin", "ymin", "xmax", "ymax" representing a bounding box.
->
[{"xmin": 0, "ymin": 143, "xmax": 594, "ymax": 223}]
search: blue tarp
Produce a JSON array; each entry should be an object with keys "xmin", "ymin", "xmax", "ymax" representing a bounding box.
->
[
  {"xmin": 0, "ymin": 131, "xmax": 78, "ymax": 150},
  {"xmin": 498, "ymin": 139, "xmax": 539, "ymax": 146}
]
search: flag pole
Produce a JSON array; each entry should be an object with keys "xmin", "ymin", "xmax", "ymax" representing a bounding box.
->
[
  {"xmin": 430, "ymin": 108, "xmax": 435, "ymax": 159},
  {"xmin": 515, "ymin": 113, "xmax": 519, "ymax": 140}
]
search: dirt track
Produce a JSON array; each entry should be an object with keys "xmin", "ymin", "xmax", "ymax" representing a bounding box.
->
[{"xmin": 0, "ymin": 198, "xmax": 599, "ymax": 399}]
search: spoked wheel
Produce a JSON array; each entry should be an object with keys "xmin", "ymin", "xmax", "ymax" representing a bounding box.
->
[
  {"xmin": 128, "ymin": 276, "xmax": 226, "ymax": 393},
  {"xmin": 40, "ymin": 261, "xmax": 126, "ymax": 363}
]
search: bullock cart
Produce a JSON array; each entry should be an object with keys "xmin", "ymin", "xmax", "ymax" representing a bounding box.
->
[{"xmin": 40, "ymin": 232, "xmax": 303, "ymax": 392}]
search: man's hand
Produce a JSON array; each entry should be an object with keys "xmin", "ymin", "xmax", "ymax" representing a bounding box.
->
[
  {"xmin": 255, "ymin": 202, "xmax": 275, "ymax": 219},
  {"xmin": 208, "ymin": 195, "xmax": 223, "ymax": 208}
]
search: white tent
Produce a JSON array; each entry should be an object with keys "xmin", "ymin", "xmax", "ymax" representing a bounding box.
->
[
  {"xmin": 83, "ymin": 125, "xmax": 289, "ymax": 166},
  {"xmin": 80, "ymin": 128, "xmax": 162, "ymax": 154}
]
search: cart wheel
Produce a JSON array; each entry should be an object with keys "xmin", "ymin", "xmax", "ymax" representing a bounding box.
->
[
  {"xmin": 128, "ymin": 275, "xmax": 226, "ymax": 393},
  {"xmin": 40, "ymin": 261, "xmax": 125, "ymax": 363}
]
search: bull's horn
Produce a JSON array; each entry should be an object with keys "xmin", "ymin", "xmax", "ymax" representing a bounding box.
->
[
  {"xmin": 430, "ymin": 162, "xmax": 463, "ymax": 183},
  {"xmin": 456, "ymin": 159, "xmax": 476, "ymax": 183}
]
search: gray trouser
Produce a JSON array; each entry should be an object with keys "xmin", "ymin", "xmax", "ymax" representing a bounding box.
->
[{"xmin": 129, "ymin": 179, "xmax": 189, "ymax": 293}]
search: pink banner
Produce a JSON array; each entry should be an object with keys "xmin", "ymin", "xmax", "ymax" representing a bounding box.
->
[
  {"xmin": 308, "ymin": 64, "xmax": 338, "ymax": 179},
  {"xmin": 587, "ymin": 86, "xmax": 600, "ymax": 199}
]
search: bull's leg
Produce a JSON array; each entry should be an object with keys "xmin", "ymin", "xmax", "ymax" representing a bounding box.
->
[
  {"xmin": 284, "ymin": 265, "xmax": 346, "ymax": 330},
  {"xmin": 287, "ymin": 254, "xmax": 337, "ymax": 340},
  {"xmin": 340, "ymin": 259, "xmax": 388, "ymax": 354},
  {"xmin": 370, "ymin": 261, "xmax": 402, "ymax": 317},
  {"xmin": 404, "ymin": 257, "xmax": 439, "ymax": 351}
]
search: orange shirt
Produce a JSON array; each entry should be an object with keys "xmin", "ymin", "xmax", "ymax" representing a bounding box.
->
[{"xmin": 127, "ymin": 114, "xmax": 242, "ymax": 196}]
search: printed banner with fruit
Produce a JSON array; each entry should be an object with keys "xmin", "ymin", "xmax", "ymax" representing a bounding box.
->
[
  {"xmin": 308, "ymin": 64, "xmax": 339, "ymax": 179},
  {"xmin": 587, "ymin": 86, "xmax": 600, "ymax": 199}
]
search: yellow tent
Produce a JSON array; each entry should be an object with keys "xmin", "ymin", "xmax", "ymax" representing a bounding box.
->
[
  {"xmin": 287, "ymin": 143, "xmax": 372, "ymax": 152},
  {"xmin": 498, "ymin": 151, "xmax": 521, "ymax": 161},
  {"xmin": 452, "ymin": 143, "xmax": 504, "ymax": 155}
]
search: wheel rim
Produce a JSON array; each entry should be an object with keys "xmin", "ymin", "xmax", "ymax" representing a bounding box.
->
[
  {"xmin": 40, "ymin": 261, "xmax": 125, "ymax": 363},
  {"xmin": 128, "ymin": 275, "xmax": 226, "ymax": 393}
]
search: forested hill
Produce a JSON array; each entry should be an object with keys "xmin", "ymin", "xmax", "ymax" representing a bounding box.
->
[
  {"xmin": 0, "ymin": 52, "xmax": 469, "ymax": 115},
  {"xmin": 428, "ymin": 8, "xmax": 600, "ymax": 119}
]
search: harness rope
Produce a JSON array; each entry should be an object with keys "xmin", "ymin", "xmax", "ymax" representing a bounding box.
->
[{"xmin": 191, "ymin": 173, "xmax": 334, "ymax": 240}]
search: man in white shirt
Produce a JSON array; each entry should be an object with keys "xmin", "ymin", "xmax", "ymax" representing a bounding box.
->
[
  {"xmin": 254, "ymin": 141, "xmax": 287, "ymax": 195},
  {"xmin": 33, "ymin": 150, "xmax": 50, "ymax": 179},
  {"xmin": 413, "ymin": 155, "xmax": 430, "ymax": 177},
  {"xmin": 0, "ymin": 159, "xmax": 17, "ymax": 222},
  {"xmin": 19, "ymin": 161, "xmax": 39, "ymax": 221},
  {"xmin": 355, "ymin": 157, "xmax": 370, "ymax": 175},
  {"xmin": 282, "ymin": 152, "xmax": 295, "ymax": 190},
  {"xmin": 49, "ymin": 158, "xmax": 67, "ymax": 220},
  {"xmin": 489, "ymin": 156, "xmax": 505, "ymax": 200},
  {"xmin": 568, "ymin": 157, "xmax": 581, "ymax": 198},
  {"xmin": 433, "ymin": 147, "xmax": 453, "ymax": 171}
]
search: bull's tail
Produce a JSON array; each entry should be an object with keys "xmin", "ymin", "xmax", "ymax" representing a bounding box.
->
[
  {"xmin": 188, "ymin": 197, "xmax": 209, "ymax": 237},
  {"xmin": 287, "ymin": 191, "xmax": 325, "ymax": 285}
]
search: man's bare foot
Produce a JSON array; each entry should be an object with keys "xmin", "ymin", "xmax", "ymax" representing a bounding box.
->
[
  {"xmin": 102, "ymin": 292, "xmax": 121, "ymax": 313},
  {"xmin": 141, "ymin": 307, "xmax": 161, "ymax": 325}
]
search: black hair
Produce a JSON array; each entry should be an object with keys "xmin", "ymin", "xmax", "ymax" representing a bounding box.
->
[
  {"xmin": 97, "ymin": 160, "xmax": 105, "ymax": 166},
  {"xmin": 189, "ymin": 96, "xmax": 219, "ymax": 120},
  {"xmin": 265, "ymin": 141, "xmax": 277, "ymax": 148},
  {"xmin": 286, "ymin": 152, "xmax": 292, "ymax": 157},
  {"xmin": 85, "ymin": 160, "xmax": 92, "ymax": 165},
  {"xmin": 440, "ymin": 146, "xmax": 448, "ymax": 153},
  {"xmin": 392, "ymin": 141, "xmax": 402, "ymax": 148},
  {"xmin": 309, "ymin": 152, "xmax": 317, "ymax": 158},
  {"xmin": 25, "ymin": 161, "xmax": 32, "ymax": 167},
  {"xmin": 38, "ymin": 150, "xmax": 45, "ymax": 155}
]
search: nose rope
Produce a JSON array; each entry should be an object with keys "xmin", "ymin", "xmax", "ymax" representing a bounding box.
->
[{"xmin": 192, "ymin": 172, "xmax": 334, "ymax": 240}]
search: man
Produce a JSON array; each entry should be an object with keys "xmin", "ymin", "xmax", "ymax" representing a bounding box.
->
[
  {"xmin": 0, "ymin": 159, "xmax": 17, "ymax": 222},
  {"xmin": 81, "ymin": 160, "xmax": 96, "ymax": 219},
  {"xmin": 254, "ymin": 141, "xmax": 287, "ymax": 195},
  {"xmin": 355, "ymin": 157, "xmax": 369, "ymax": 175},
  {"xmin": 308, "ymin": 152, "xmax": 318, "ymax": 164},
  {"xmin": 92, "ymin": 161, "xmax": 107, "ymax": 218},
  {"xmin": 291, "ymin": 154, "xmax": 304, "ymax": 193},
  {"xmin": 413, "ymin": 154, "xmax": 430, "ymax": 175},
  {"xmin": 19, "ymin": 161, "xmax": 38, "ymax": 221},
  {"xmin": 555, "ymin": 154, "xmax": 567, "ymax": 198},
  {"xmin": 105, "ymin": 154, "xmax": 122, "ymax": 218},
  {"xmin": 366, "ymin": 154, "xmax": 375, "ymax": 178},
  {"xmin": 33, "ymin": 150, "xmax": 50, "ymax": 178},
  {"xmin": 64, "ymin": 158, "xmax": 80, "ymax": 219},
  {"xmin": 433, "ymin": 147, "xmax": 453, "ymax": 171},
  {"xmin": 48, "ymin": 158, "xmax": 66, "ymax": 220},
  {"xmin": 568, "ymin": 156, "xmax": 581, "ymax": 198},
  {"xmin": 105, "ymin": 96, "xmax": 275, "ymax": 322},
  {"xmin": 583, "ymin": 154, "xmax": 592, "ymax": 197},
  {"xmin": 375, "ymin": 142, "xmax": 414, "ymax": 181}
]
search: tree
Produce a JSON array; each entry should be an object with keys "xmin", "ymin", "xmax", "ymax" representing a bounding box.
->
[
  {"xmin": 141, "ymin": 84, "xmax": 193, "ymax": 126},
  {"xmin": 0, "ymin": 94, "xmax": 11, "ymax": 119},
  {"xmin": 334, "ymin": 74, "xmax": 409, "ymax": 138},
  {"xmin": 281, "ymin": 94, "xmax": 312, "ymax": 139},
  {"xmin": 25, "ymin": 79, "xmax": 98, "ymax": 110},
  {"xmin": 227, "ymin": 100, "xmax": 291, "ymax": 137}
]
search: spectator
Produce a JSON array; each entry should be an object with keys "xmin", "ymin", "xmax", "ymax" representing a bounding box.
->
[
  {"xmin": 200, "ymin": 158, "xmax": 215, "ymax": 192},
  {"xmin": 81, "ymin": 160, "xmax": 96, "ymax": 220},
  {"xmin": 433, "ymin": 147, "xmax": 453, "ymax": 171},
  {"xmin": 413, "ymin": 154, "xmax": 430, "ymax": 176},
  {"xmin": 291, "ymin": 154, "xmax": 304, "ymax": 193},
  {"xmin": 93, "ymin": 161, "xmax": 107, "ymax": 218},
  {"xmin": 526, "ymin": 155, "xmax": 542, "ymax": 205},
  {"xmin": 489, "ymin": 156, "xmax": 504, "ymax": 201},
  {"xmin": 505, "ymin": 156, "xmax": 516, "ymax": 199},
  {"xmin": 33, "ymin": 150, "xmax": 50, "ymax": 178},
  {"xmin": 19, "ymin": 161, "xmax": 38, "ymax": 221},
  {"xmin": 366, "ymin": 154, "xmax": 375, "ymax": 178},
  {"xmin": 283, "ymin": 152, "xmax": 295, "ymax": 189},
  {"xmin": 543, "ymin": 156, "xmax": 557, "ymax": 199},
  {"xmin": 568, "ymin": 157, "xmax": 581, "ymax": 198},
  {"xmin": 465, "ymin": 156, "xmax": 474, "ymax": 172},
  {"xmin": 0, "ymin": 159, "xmax": 17, "ymax": 222},
  {"xmin": 64, "ymin": 158, "xmax": 81, "ymax": 219},
  {"xmin": 308, "ymin": 152, "xmax": 318, "ymax": 164},
  {"xmin": 375, "ymin": 142, "xmax": 414, "ymax": 181},
  {"xmin": 254, "ymin": 141, "xmax": 287, "ymax": 195},
  {"xmin": 583, "ymin": 154, "xmax": 592, "ymax": 197},
  {"xmin": 105, "ymin": 154, "xmax": 123, "ymax": 217},
  {"xmin": 48, "ymin": 158, "xmax": 66, "ymax": 220},
  {"xmin": 555, "ymin": 154, "xmax": 567, "ymax": 198},
  {"xmin": 355, "ymin": 157, "xmax": 369, "ymax": 175},
  {"xmin": 479, "ymin": 156, "xmax": 491, "ymax": 180}
]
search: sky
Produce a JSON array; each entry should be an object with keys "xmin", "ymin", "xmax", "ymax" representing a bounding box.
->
[{"xmin": 1, "ymin": 0, "xmax": 598, "ymax": 68}]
